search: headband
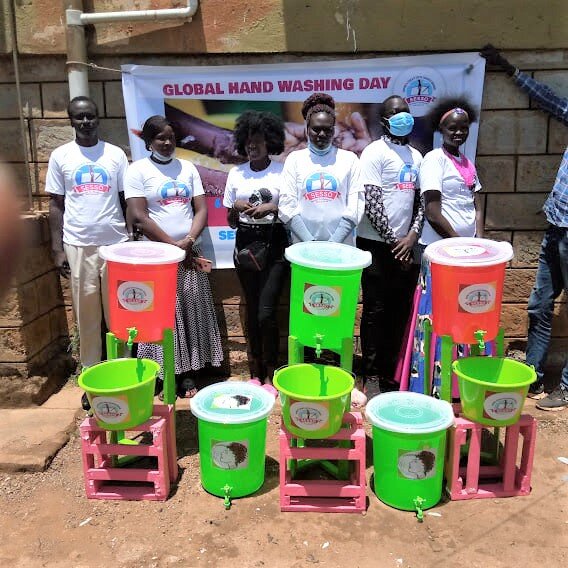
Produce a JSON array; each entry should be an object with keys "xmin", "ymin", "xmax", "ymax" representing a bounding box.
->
[{"xmin": 439, "ymin": 107, "xmax": 469, "ymax": 126}]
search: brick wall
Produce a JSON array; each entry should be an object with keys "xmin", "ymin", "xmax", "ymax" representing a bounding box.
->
[
  {"xmin": 1, "ymin": 51, "xmax": 566, "ymax": 380},
  {"xmin": 0, "ymin": 213, "xmax": 74, "ymax": 406}
]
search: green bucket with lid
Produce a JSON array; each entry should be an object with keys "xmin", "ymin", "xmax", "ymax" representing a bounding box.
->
[
  {"xmin": 366, "ymin": 392, "xmax": 454, "ymax": 512},
  {"xmin": 285, "ymin": 242, "xmax": 371, "ymax": 352},
  {"xmin": 453, "ymin": 356, "xmax": 536, "ymax": 426},
  {"xmin": 190, "ymin": 381, "xmax": 275, "ymax": 499},
  {"xmin": 78, "ymin": 358, "xmax": 160, "ymax": 430},
  {"xmin": 273, "ymin": 364, "xmax": 354, "ymax": 439}
]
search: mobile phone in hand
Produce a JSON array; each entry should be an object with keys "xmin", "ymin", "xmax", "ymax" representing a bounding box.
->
[{"xmin": 193, "ymin": 256, "xmax": 213, "ymax": 273}]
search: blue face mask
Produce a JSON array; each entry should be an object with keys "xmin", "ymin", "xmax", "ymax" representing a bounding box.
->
[
  {"xmin": 386, "ymin": 112, "xmax": 414, "ymax": 137},
  {"xmin": 308, "ymin": 140, "xmax": 333, "ymax": 156},
  {"xmin": 151, "ymin": 150, "xmax": 174, "ymax": 163}
]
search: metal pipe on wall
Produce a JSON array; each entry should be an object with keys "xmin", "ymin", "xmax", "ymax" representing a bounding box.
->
[
  {"xmin": 65, "ymin": 1, "xmax": 199, "ymax": 98},
  {"xmin": 66, "ymin": 0, "xmax": 89, "ymax": 99}
]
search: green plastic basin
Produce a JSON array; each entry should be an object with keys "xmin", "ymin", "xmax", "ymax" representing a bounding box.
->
[
  {"xmin": 273, "ymin": 364, "xmax": 354, "ymax": 439},
  {"xmin": 78, "ymin": 358, "xmax": 160, "ymax": 430},
  {"xmin": 453, "ymin": 356, "xmax": 536, "ymax": 426}
]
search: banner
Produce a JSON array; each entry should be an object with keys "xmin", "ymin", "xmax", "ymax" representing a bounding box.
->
[{"xmin": 122, "ymin": 53, "xmax": 485, "ymax": 268}]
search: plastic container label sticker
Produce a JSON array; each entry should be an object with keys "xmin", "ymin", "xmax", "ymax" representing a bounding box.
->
[
  {"xmin": 303, "ymin": 284, "xmax": 341, "ymax": 317},
  {"xmin": 211, "ymin": 394, "xmax": 252, "ymax": 410},
  {"xmin": 117, "ymin": 281, "xmax": 155, "ymax": 312},
  {"xmin": 483, "ymin": 391, "xmax": 523, "ymax": 421},
  {"xmin": 442, "ymin": 245, "xmax": 488, "ymax": 258},
  {"xmin": 397, "ymin": 448, "xmax": 437, "ymax": 480},
  {"xmin": 290, "ymin": 400, "xmax": 329, "ymax": 431},
  {"xmin": 458, "ymin": 282, "xmax": 496, "ymax": 314},
  {"xmin": 91, "ymin": 395, "xmax": 131, "ymax": 424},
  {"xmin": 211, "ymin": 440, "xmax": 249, "ymax": 470}
]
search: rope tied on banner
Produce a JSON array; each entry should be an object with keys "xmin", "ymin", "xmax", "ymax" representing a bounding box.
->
[{"xmin": 66, "ymin": 60, "xmax": 130, "ymax": 74}]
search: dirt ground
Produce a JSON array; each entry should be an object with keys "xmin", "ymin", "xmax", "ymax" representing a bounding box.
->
[{"xmin": 0, "ymin": 389, "xmax": 567, "ymax": 568}]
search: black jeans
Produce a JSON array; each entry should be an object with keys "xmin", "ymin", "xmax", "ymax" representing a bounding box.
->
[
  {"xmin": 357, "ymin": 237, "xmax": 419, "ymax": 381},
  {"xmin": 235, "ymin": 223, "xmax": 290, "ymax": 377}
]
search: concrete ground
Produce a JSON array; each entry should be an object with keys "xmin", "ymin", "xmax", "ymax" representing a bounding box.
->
[{"xmin": 0, "ymin": 385, "xmax": 83, "ymax": 472}]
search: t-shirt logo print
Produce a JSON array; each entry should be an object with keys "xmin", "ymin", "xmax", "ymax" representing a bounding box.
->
[
  {"xmin": 73, "ymin": 163, "xmax": 111, "ymax": 194},
  {"xmin": 157, "ymin": 180, "xmax": 191, "ymax": 205},
  {"xmin": 304, "ymin": 172, "xmax": 340, "ymax": 202},
  {"xmin": 249, "ymin": 187, "xmax": 273, "ymax": 206},
  {"xmin": 397, "ymin": 163, "xmax": 419, "ymax": 191}
]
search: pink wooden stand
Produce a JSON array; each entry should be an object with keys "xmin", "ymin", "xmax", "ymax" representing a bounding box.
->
[
  {"xmin": 279, "ymin": 411, "xmax": 367, "ymax": 513},
  {"xmin": 446, "ymin": 414, "xmax": 536, "ymax": 500},
  {"xmin": 80, "ymin": 404, "xmax": 177, "ymax": 501}
]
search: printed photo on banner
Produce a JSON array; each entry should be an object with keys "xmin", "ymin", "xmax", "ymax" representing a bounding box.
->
[{"xmin": 122, "ymin": 54, "xmax": 486, "ymax": 267}]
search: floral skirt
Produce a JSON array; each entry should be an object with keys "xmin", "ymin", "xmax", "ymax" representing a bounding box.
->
[{"xmin": 137, "ymin": 262, "xmax": 223, "ymax": 375}]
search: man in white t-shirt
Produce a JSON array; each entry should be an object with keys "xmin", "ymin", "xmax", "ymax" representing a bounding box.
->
[
  {"xmin": 46, "ymin": 96, "xmax": 128, "ymax": 371},
  {"xmin": 357, "ymin": 95, "xmax": 424, "ymax": 400}
]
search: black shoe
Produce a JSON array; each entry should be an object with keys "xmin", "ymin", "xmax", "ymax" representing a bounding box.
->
[
  {"xmin": 81, "ymin": 392, "xmax": 91, "ymax": 411},
  {"xmin": 527, "ymin": 381, "xmax": 545, "ymax": 399},
  {"xmin": 364, "ymin": 376, "xmax": 381, "ymax": 401},
  {"xmin": 536, "ymin": 384, "xmax": 568, "ymax": 411},
  {"xmin": 154, "ymin": 378, "xmax": 164, "ymax": 396}
]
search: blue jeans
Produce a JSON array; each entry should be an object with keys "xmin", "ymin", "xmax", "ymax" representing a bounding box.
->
[{"xmin": 526, "ymin": 225, "xmax": 568, "ymax": 388}]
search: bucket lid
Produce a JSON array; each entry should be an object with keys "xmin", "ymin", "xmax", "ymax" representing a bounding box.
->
[
  {"xmin": 99, "ymin": 241, "xmax": 185, "ymax": 265},
  {"xmin": 284, "ymin": 241, "xmax": 372, "ymax": 271},
  {"xmin": 424, "ymin": 237, "xmax": 513, "ymax": 267},
  {"xmin": 366, "ymin": 392, "xmax": 454, "ymax": 434},
  {"xmin": 190, "ymin": 381, "xmax": 275, "ymax": 425}
]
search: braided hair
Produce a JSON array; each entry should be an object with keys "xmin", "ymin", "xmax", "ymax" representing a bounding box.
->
[{"xmin": 301, "ymin": 92, "xmax": 336, "ymax": 125}]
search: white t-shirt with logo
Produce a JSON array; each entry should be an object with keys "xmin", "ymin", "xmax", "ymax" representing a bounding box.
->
[
  {"xmin": 279, "ymin": 147, "xmax": 363, "ymax": 242},
  {"xmin": 45, "ymin": 140, "xmax": 128, "ymax": 246},
  {"xmin": 124, "ymin": 157, "xmax": 205, "ymax": 242},
  {"xmin": 222, "ymin": 160, "xmax": 284, "ymax": 224},
  {"xmin": 358, "ymin": 137, "xmax": 422, "ymax": 241},
  {"xmin": 419, "ymin": 148, "xmax": 482, "ymax": 245}
]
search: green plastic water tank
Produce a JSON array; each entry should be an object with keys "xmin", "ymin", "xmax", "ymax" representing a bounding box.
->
[
  {"xmin": 366, "ymin": 392, "xmax": 454, "ymax": 512},
  {"xmin": 285, "ymin": 242, "xmax": 371, "ymax": 352},
  {"xmin": 190, "ymin": 382, "xmax": 275, "ymax": 499}
]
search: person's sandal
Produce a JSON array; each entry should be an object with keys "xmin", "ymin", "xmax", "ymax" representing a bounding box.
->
[{"xmin": 177, "ymin": 377, "xmax": 198, "ymax": 399}]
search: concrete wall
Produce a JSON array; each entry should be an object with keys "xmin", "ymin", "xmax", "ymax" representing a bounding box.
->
[{"xmin": 0, "ymin": 1, "xmax": 567, "ymax": 387}]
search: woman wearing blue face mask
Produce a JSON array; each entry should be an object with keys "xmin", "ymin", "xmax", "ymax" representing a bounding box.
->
[
  {"xmin": 356, "ymin": 95, "xmax": 424, "ymax": 401},
  {"xmin": 279, "ymin": 93, "xmax": 364, "ymax": 244}
]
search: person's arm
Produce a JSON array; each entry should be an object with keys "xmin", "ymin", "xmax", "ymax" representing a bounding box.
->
[
  {"xmin": 481, "ymin": 44, "xmax": 568, "ymax": 125},
  {"xmin": 474, "ymin": 193, "xmax": 484, "ymax": 238},
  {"xmin": 330, "ymin": 217, "xmax": 356, "ymax": 243},
  {"xmin": 330, "ymin": 156, "xmax": 364, "ymax": 243},
  {"xmin": 423, "ymin": 190, "xmax": 460, "ymax": 239},
  {"xmin": 393, "ymin": 190, "xmax": 424, "ymax": 263},
  {"xmin": 126, "ymin": 197, "xmax": 177, "ymax": 245},
  {"xmin": 48, "ymin": 194, "xmax": 70, "ymax": 278},
  {"xmin": 364, "ymin": 184, "xmax": 398, "ymax": 245},
  {"xmin": 164, "ymin": 102, "xmax": 243, "ymax": 165},
  {"xmin": 278, "ymin": 153, "xmax": 315, "ymax": 241},
  {"xmin": 176, "ymin": 194, "xmax": 207, "ymax": 268},
  {"xmin": 117, "ymin": 152, "xmax": 128, "ymax": 227},
  {"xmin": 512, "ymin": 73, "xmax": 568, "ymax": 126}
]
